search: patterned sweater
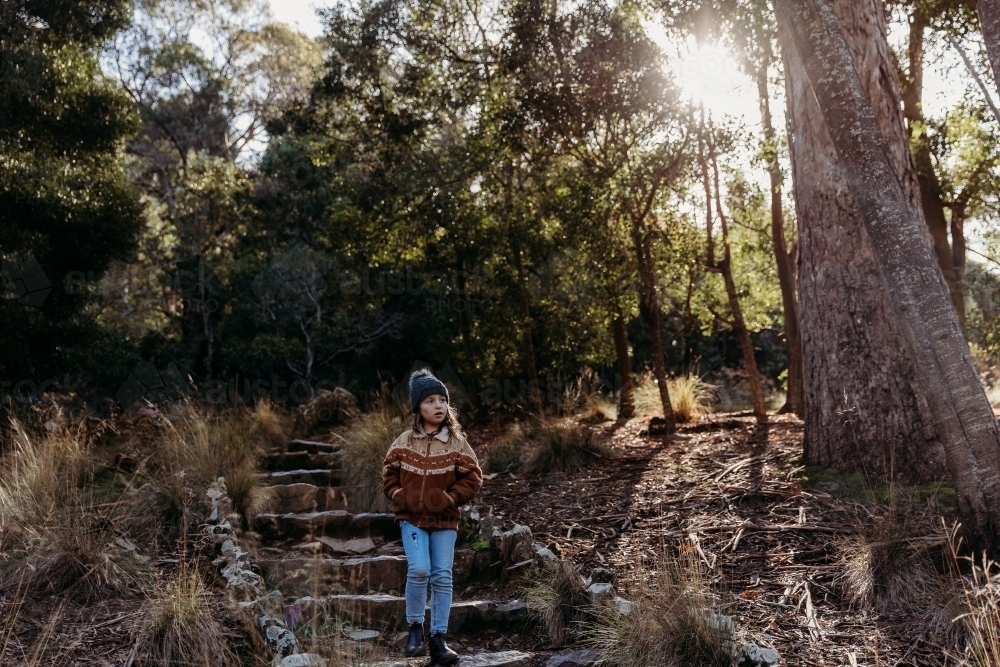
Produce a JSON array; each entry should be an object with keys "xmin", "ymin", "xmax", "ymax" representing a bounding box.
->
[{"xmin": 382, "ymin": 426, "xmax": 483, "ymax": 530}]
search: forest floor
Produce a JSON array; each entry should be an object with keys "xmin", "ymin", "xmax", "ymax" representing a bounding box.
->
[{"xmin": 475, "ymin": 412, "xmax": 961, "ymax": 667}]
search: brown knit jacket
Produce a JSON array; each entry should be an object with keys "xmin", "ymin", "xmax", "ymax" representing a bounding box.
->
[{"xmin": 382, "ymin": 426, "xmax": 483, "ymax": 530}]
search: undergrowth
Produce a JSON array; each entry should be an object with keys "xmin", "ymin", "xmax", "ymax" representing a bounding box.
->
[
  {"xmin": 634, "ymin": 372, "xmax": 716, "ymax": 423},
  {"xmin": 336, "ymin": 396, "xmax": 402, "ymax": 513},
  {"xmin": 521, "ymin": 418, "xmax": 614, "ymax": 476},
  {"xmin": 586, "ymin": 547, "xmax": 734, "ymax": 667}
]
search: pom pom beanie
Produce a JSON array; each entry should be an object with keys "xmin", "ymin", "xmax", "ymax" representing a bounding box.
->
[{"xmin": 408, "ymin": 369, "xmax": 449, "ymax": 412}]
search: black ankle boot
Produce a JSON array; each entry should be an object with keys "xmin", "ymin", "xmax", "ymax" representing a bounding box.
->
[
  {"xmin": 429, "ymin": 631, "xmax": 459, "ymax": 665},
  {"xmin": 405, "ymin": 621, "xmax": 425, "ymax": 657}
]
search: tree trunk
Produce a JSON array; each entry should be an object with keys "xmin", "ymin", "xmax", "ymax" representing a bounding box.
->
[
  {"xmin": 755, "ymin": 66, "xmax": 803, "ymax": 416},
  {"xmin": 511, "ymin": 237, "xmax": 540, "ymax": 405},
  {"xmin": 899, "ymin": 9, "xmax": 964, "ymax": 329},
  {"xmin": 780, "ymin": 0, "xmax": 946, "ymax": 484},
  {"xmin": 776, "ymin": 0, "xmax": 1000, "ymax": 554},
  {"xmin": 712, "ymin": 158, "xmax": 768, "ymax": 423},
  {"xmin": 612, "ymin": 315, "xmax": 635, "ymax": 419},
  {"xmin": 979, "ymin": 0, "xmax": 1000, "ymax": 94},
  {"xmin": 631, "ymin": 219, "xmax": 676, "ymax": 431}
]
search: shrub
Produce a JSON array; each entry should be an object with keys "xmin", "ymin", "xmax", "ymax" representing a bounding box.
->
[
  {"xmin": 522, "ymin": 559, "xmax": 592, "ymax": 647},
  {"xmin": 522, "ymin": 419, "xmax": 613, "ymax": 476},
  {"xmin": 337, "ymin": 403, "xmax": 402, "ymax": 513},
  {"xmin": 151, "ymin": 403, "xmax": 270, "ymax": 532},
  {"xmin": 484, "ymin": 428, "xmax": 525, "ymax": 474},
  {"xmin": 633, "ymin": 372, "xmax": 715, "ymax": 423},
  {"xmin": 0, "ymin": 420, "xmax": 145, "ymax": 602},
  {"xmin": 138, "ymin": 567, "xmax": 239, "ymax": 667},
  {"xmin": 586, "ymin": 548, "xmax": 734, "ymax": 667}
]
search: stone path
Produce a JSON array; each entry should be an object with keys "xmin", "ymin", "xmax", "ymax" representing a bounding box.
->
[{"xmin": 249, "ymin": 437, "xmax": 540, "ymax": 666}]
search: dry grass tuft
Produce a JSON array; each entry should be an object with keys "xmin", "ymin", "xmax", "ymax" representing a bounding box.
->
[
  {"xmin": 0, "ymin": 421, "xmax": 145, "ymax": 601},
  {"xmin": 522, "ymin": 559, "xmax": 592, "ymax": 647},
  {"xmin": 840, "ymin": 509, "xmax": 966, "ymax": 648},
  {"xmin": 0, "ymin": 420, "xmax": 91, "ymax": 533},
  {"xmin": 336, "ymin": 401, "xmax": 402, "ymax": 513},
  {"xmin": 152, "ymin": 403, "xmax": 270, "ymax": 530},
  {"xmin": 634, "ymin": 372, "xmax": 716, "ymax": 423},
  {"xmin": 254, "ymin": 400, "xmax": 290, "ymax": 448},
  {"xmin": 484, "ymin": 428, "xmax": 526, "ymax": 474},
  {"xmin": 521, "ymin": 419, "xmax": 613, "ymax": 476},
  {"xmin": 138, "ymin": 567, "xmax": 239, "ymax": 667},
  {"xmin": 586, "ymin": 548, "xmax": 734, "ymax": 667}
]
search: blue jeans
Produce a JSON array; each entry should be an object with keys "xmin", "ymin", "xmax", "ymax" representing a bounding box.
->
[{"xmin": 399, "ymin": 520, "xmax": 457, "ymax": 634}]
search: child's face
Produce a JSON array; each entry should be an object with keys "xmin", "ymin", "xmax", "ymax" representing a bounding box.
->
[{"xmin": 419, "ymin": 393, "xmax": 448, "ymax": 429}]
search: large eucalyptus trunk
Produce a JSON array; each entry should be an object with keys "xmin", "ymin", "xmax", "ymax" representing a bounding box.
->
[
  {"xmin": 781, "ymin": 0, "xmax": 947, "ymax": 484},
  {"xmin": 776, "ymin": 0, "xmax": 1000, "ymax": 554}
]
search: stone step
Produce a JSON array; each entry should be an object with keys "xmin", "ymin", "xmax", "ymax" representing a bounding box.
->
[
  {"xmin": 263, "ymin": 451, "xmax": 341, "ymax": 472},
  {"xmin": 284, "ymin": 594, "xmax": 531, "ymax": 633},
  {"xmin": 368, "ymin": 650, "xmax": 533, "ymax": 667},
  {"xmin": 255, "ymin": 511, "xmax": 399, "ymax": 543},
  {"xmin": 288, "ymin": 439, "xmax": 342, "ymax": 454},
  {"xmin": 266, "ymin": 483, "xmax": 350, "ymax": 514},
  {"xmin": 259, "ymin": 549, "xmax": 488, "ymax": 598},
  {"xmin": 257, "ymin": 469, "xmax": 337, "ymax": 486}
]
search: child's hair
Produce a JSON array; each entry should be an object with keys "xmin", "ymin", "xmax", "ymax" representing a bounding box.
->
[{"xmin": 410, "ymin": 400, "xmax": 465, "ymax": 440}]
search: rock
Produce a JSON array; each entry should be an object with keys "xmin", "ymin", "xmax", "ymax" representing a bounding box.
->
[
  {"xmin": 272, "ymin": 484, "xmax": 320, "ymax": 514},
  {"xmin": 459, "ymin": 650, "xmax": 533, "ymax": 666},
  {"xmin": 295, "ymin": 387, "xmax": 358, "ymax": 431},
  {"xmin": 532, "ymin": 543, "xmax": 559, "ymax": 571},
  {"xmin": 259, "ymin": 558, "xmax": 347, "ymax": 599},
  {"xmin": 707, "ymin": 612, "xmax": 736, "ymax": 637},
  {"xmin": 480, "ymin": 513, "xmax": 504, "ymax": 542},
  {"xmin": 347, "ymin": 629, "xmax": 380, "ymax": 641},
  {"xmin": 498, "ymin": 524, "xmax": 533, "ymax": 566},
  {"xmin": 277, "ymin": 654, "xmax": 327, "ymax": 667},
  {"xmin": 258, "ymin": 469, "xmax": 334, "ymax": 486},
  {"xmin": 545, "ymin": 649, "xmax": 604, "ymax": 667},
  {"xmin": 460, "ymin": 505, "xmax": 482, "ymax": 542},
  {"xmin": 586, "ymin": 567, "xmax": 614, "ymax": 585},
  {"xmin": 288, "ymin": 439, "xmax": 340, "ymax": 454},
  {"xmin": 342, "ymin": 555, "xmax": 408, "ymax": 592},
  {"xmin": 586, "ymin": 582, "xmax": 615, "ymax": 604},
  {"xmin": 612, "ymin": 596, "xmax": 634, "ymax": 616},
  {"xmin": 365, "ymin": 652, "xmax": 531, "ymax": 667},
  {"xmin": 738, "ymin": 643, "xmax": 779, "ymax": 666},
  {"xmin": 454, "ymin": 548, "xmax": 475, "ymax": 581},
  {"xmin": 318, "ymin": 536, "xmax": 376, "ymax": 555},
  {"xmin": 391, "ymin": 631, "xmax": 408, "ymax": 648}
]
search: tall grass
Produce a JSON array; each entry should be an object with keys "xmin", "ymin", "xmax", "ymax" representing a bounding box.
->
[
  {"xmin": 522, "ymin": 419, "xmax": 613, "ymax": 476},
  {"xmin": 586, "ymin": 548, "xmax": 734, "ymax": 667},
  {"xmin": 522, "ymin": 560, "xmax": 592, "ymax": 647},
  {"xmin": 633, "ymin": 372, "xmax": 716, "ymax": 423},
  {"xmin": 151, "ymin": 403, "xmax": 272, "ymax": 531},
  {"xmin": 336, "ymin": 400, "xmax": 402, "ymax": 513},
  {"xmin": 138, "ymin": 566, "xmax": 240, "ymax": 667},
  {"xmin": 0, "ymin": 420, "xmax": 144, "ymax": 601}
]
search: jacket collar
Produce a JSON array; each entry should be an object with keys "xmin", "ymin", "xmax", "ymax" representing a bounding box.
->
[{"xmin": 413, "ymin": 425, "xmax": 450, "ymax": 442}]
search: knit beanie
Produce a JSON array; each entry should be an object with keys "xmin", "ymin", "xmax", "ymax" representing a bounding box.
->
[{"xmin": 409, "ymin": 369, "xmax": 449, "ymax": 412}]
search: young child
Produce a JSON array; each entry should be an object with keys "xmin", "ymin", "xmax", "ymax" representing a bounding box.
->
[{"xmin": 382, "ymin": 369, "xmax": 483, "ymax": 665}]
